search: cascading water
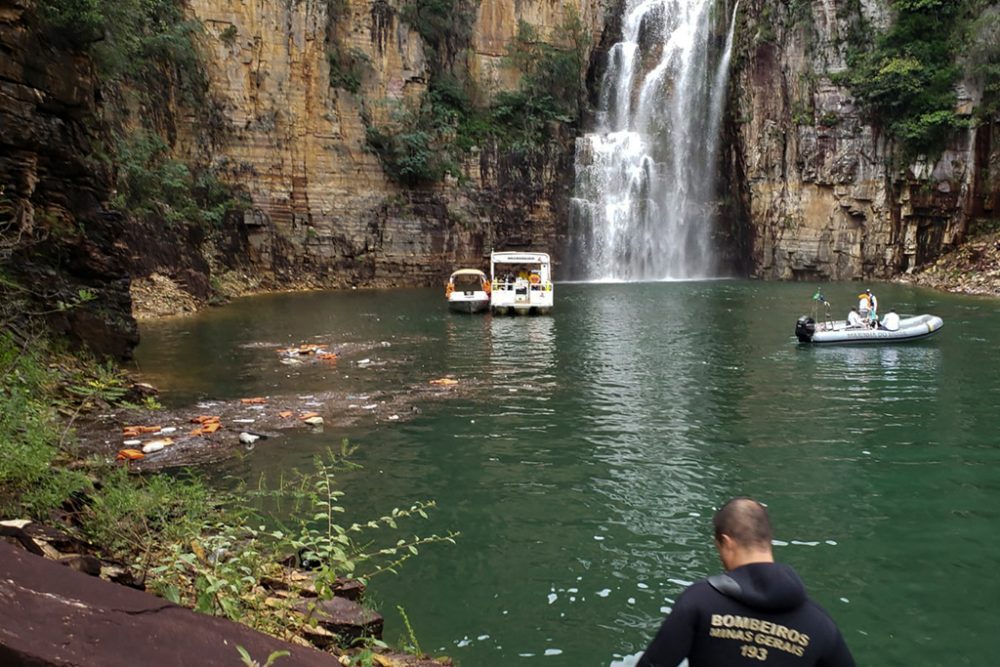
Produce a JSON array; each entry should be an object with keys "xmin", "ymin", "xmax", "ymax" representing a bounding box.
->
[{"xmin": 569, "ymin": 0, "xmax": 739, "ymax": 281}]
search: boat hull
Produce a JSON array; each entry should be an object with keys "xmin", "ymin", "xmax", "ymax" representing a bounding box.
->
[
  {"xmin": 448, "ymin": 295, "xmax": 490, "ymax": 314},
  {"xmin": 796, "ymin": 314, "xmax": 943, "ymax": 344}
]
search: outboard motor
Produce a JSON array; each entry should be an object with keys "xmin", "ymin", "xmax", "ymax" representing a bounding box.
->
[{"xmin": 795, "ymin": 315, "xmax": 816, "ymax": 343}]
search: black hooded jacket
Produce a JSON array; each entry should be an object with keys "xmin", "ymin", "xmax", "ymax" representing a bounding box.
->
[{"xmin": 636, "ymin": 562, "xmax": 855, "ymax": 667}]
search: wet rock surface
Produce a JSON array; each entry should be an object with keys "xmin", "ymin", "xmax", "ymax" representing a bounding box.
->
[
  {"xmin": 0, "ymin": 519, "xmax": 144, "ymax": 589},
  {"xmin": 0, "ymin": 540, "xmax": 342, "ymax": 667}
]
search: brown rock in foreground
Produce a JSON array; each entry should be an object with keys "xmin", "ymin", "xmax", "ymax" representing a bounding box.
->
[{"xmin": 0, "ymin": 541, "xmax": 339, "ymax": 667}]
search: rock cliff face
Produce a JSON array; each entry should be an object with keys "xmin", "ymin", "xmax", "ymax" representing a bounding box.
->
[
  {"xmin": 728, "ymin": 0, "xmax": 999, "ymax": 281},
  {"xmin": 185, "ymin": 0, "xmax": 608, "ymax": 286},
  {"xmin": 0, "ymin": 0, "xmax": 137, "ymax": 358}
]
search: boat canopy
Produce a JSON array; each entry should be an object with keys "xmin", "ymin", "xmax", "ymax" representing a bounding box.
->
[
  {"xmin": 449, "ymin": 269, "xmax": 487, "ymax": 281},
  {"xmin": 491, "ymin": 252, "xmax": 550, "ymax": 265}
]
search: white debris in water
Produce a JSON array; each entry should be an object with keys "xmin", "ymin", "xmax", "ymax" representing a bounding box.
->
[
  {"xmin": 660, "ymin": 606, "xmax": 671, "ymax": 614},
  {"xmin": 477, "ymin": 634, "xmax": 489, "ymax": 641},
  {"xmin": 772, "ymin": 539, "xmax": 789, "ymax": 546},
  {"xmin": 596, "ymin": 589, "xmax": 611, "ymax": 598},
  {"xmin": 387, "ymin": 414, "xmax": 399, "ymax": 421},
  {"xmin": 568, "ymin": 588, "xmax": 579, "ymax": 593},
  {"xmin": 123, "ymin": 439, "xmax": 141, "ymax": 446},
  {"xmin": 840, "ymin": 597, "xmax": 850, "ymax": 603},
  {"xmin": 826, "ymin": 540, "xmax": 838, "ymax": 546},
  {"xmin": 790, "ymin": 540, "xmax": 820, "ymax": 547},
  {"xmin": 570, "ymin": 597, "xmax": 576, "ymax": 602},
  {"xmin": 594, "ymin": 535, "xmax": 605, "ymax": 541},
  {"xmin": 159, "ymin": 427, "xmax": 176, "ymax": 434},
  {"xmin": 362, "ymin": 404, "xmax": 379, "ymax": 410},
  {"xmin": 519, "ymin": 653, "xmax": 535, "ymax": 657},
  {"xmin": 455, "ymin": 637, "xmax": 472, "ymax": 647},
  {"xmin": 609, "ymin": 651, "xmax": 644, "ymax": 667},
  {"xmin": 233, "ymin": 418, "xmax": 255, "ymax": 423},
  {"xmin": 547, "ymin": 593, "xmax": 558, "ymax": 604},
  {"xmin": 627, "ymin": 597, "xmax": 636, "ymax": 605},
  {"xmin": 688, "ymin": 512, "xmax": 700, "ymax": 517},
  {"xmin": 637, "ymin": 582, "xmax": 649, "ymax": 589},
  {"xmin": 862, "ymin": 450, "xmax": 872, "ymax": 455},
  {"xmin": 544, "ymin": 649, "xmax": 563, "ymax": 656},
  {"xmin": 667, "ymin": 578, "xmax": 693, "ymax": 587}
]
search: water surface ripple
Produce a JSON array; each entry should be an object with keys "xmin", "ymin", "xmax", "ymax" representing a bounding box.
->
[{"xmin": 135, "ymin": 281, "xmax": 1000, "ymax": 666}]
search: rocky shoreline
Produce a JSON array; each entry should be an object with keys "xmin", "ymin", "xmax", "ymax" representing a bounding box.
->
[
  {"xmin": 0, "ymin": 520, "xmax": 451, "ymax": 666},
  {"xmin": 897, "ymin": 230, "xmax": 1000, "ymax": 297}
]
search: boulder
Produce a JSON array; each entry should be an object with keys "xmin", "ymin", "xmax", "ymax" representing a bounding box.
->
[{"xmin": 294, "ymin": 596, "xmax": 384, "ymax": 643}]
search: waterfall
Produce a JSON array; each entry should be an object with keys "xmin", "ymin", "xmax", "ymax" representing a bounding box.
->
[{"xmin": 570, "ymin": 1, "xmax": 739, "ymax": 281}]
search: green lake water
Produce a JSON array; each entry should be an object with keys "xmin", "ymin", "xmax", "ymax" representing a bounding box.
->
[{"xmin": 134, "ymin": 280, "xmax": 1000, "ymax": 666}]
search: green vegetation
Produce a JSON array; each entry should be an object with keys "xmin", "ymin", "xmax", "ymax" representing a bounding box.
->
[
  {"xmin": 366, "ymin": 10, "xmax": 589, "ymax": 185},
  {"xmin": 220, "ymin": 25, "xmax": 239, "ymax": 46},
  {"xmin": 111, "ymin": 131, "xmax": 242, "ymax": 230},
  {"xmin": 962, "ymin": 4, "xmax": 1000, "ymax": 119},
  {"xmin": 36, "ymin": 0, "xmax": 206, "ymax": 103},
  {"xmin": 399, "ymin": 0, "xmax": 475, "ymax": 68},
  {"xmin": 0, "ymin": 328, "xmax": 455, "ymax": 648},
  {"xmin": 0, "ymin": 332, "xmax": 88, "ymax": 514},
  {"xmin": 328, "ymin": 47, "xmax": 369, "ymax": 94},
  {"xmin": 36, "ymin": 0, "xmax": 246, "ymax": 230},
  {"xmin": 834, "ymin": 0, "xmax": 1000, "ymax": 157}
]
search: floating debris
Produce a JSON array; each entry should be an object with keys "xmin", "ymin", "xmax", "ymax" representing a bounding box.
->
[
  {"xmin": 239, "ymin": 432, "xmax": 260, "ymax": 445},
  {"xmin": 121, "ymin": 425, "xmax": 162, "ymax": 437},
  {"xmin": 116, "ymin": 449, "xmax": 144, "ymax": 461},
  {"xmin": 429, "ymin": 378, "xmax": 459, "ymax": 386},
  {"xmin": 239, "ymin": 397, "xmax": 268, "ymax": 405}
]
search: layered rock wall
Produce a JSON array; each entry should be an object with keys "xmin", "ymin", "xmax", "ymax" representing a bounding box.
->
[
  {"xmin": 0, "ymin": 0, "xmax": 137, "ymax": 357},
  {"xmin": 185, "ymin": 0, "xmax": 608, "ymax": 286},
  {"xmin": 729, "ymin": 0, "xmax": 999, "ymax": 281}
]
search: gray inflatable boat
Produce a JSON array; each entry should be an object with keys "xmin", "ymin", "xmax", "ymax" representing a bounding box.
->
[{"xmin": 795, "ymin": 313, "xmax": 943, "ymax": 344}]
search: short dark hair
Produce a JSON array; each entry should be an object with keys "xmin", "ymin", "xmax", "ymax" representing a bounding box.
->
[{"xmin": 713, "ymin": 498, "xmax": 773, "ymax": 548}]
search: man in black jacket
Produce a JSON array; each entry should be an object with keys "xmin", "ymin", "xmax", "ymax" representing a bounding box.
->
[{"xmin": 636, "ymin": 498, "xmax": 855, "ymax": 666}]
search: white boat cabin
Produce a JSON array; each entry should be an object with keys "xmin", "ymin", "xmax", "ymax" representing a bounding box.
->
[
  {"xmin": 489, "ymin": 251, "xmax": 553, "ymax": 315},
  {"xmin": 446, "ymin": 269, "xmax": 491, "ymax": 314}
]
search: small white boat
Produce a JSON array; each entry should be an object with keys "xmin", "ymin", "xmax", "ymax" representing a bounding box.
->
[
  {"xmin": 489, "ymin": 251, "xmax": 553, "ymax": 315},
  {"xmin": 446, "ymin": 269, "xmax": 491, "ymax": 314},
  {"xmin": 795, "ymin": 313, "xmax": 943, "ymax": 344}
]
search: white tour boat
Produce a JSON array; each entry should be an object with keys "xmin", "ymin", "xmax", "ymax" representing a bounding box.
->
[
  {"xmin": 446, "ymin": 269, "xmax": 491, "ymax": 314},
  {"xmin": 489, "ymin": 251, "xmax": 553, "ymax": 315}
]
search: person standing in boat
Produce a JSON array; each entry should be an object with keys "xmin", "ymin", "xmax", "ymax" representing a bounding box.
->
[
  {"xmin": 634, "ymin": 498, "xmax": 855, "ymax": 667},
  {"xmin": 865, "ymin": 289, "xmax": 878, "ymax": 327},
  {"xmin": 858, "ymin": 290, "xmax": 878, "ymax": 327}
]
